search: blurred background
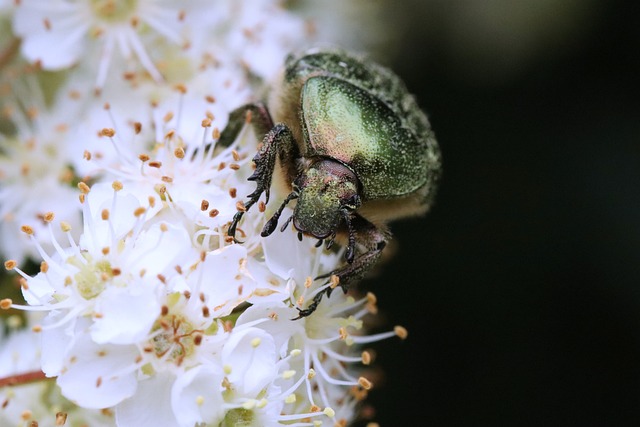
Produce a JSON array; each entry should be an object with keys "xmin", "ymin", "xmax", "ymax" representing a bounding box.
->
[{"xmin": 323, "ymin": 0, "xmax": 640, "ymax": 425}]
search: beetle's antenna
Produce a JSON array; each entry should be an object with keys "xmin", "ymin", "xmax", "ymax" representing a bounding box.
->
[
  {"xmin": 342, "ymin": 210, "xmax": 356, "ymax": 263},
  {"xmin": 261, "ymin": 191, "xmax": 298, "ymax": 237}
]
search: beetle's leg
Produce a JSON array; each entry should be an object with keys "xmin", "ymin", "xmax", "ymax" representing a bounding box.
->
[
  {"xmin": 261, "ymin": 189, "xmax": 298, "ymax": 236},
  {"xmin": 228, "ymin": 123, "xmax": 299, "ymax": 239},
  {"xmin": 343, "ymin": 210, "xmax": 357, "ymax": 263},
  {"xmin": 294, "ymin": 214, "xmax": 388, "ymax": 319},
  {"xmin": 222, "ymin": 103, "xmax": 274, "ymax": 239},
  {"xmin": 217, "ymin": 102, "xmax": 274, "ymax": 148}
]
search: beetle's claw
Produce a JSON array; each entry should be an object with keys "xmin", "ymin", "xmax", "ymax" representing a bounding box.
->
[
  {"xmin": 345, "ymin": 244, "xmax": 355, "ymax": 263},
  {"xmin": 280, "ymin": 214, "xmax": 294, "ymax": 233},
  {"xmin": 228, "ymin": 211, "xmax": 244, "ymax": 239},
  {"xmin": 325, "ymin": 233, "xmax": 336, "ymax": 250},
  {"xmin": 291, "ymin": 286, "xmax": 331, "ymax": 320},
  {"xmin": 292, "ymin": 308, "xmax": 312, "ymax": 320},
  {"xmin": 261, "ymin": 216, "xmax": 279, "ymax": 236},
  {"xmin": 315, "ymin": 239, "xmax": 323, "ymax": 248}
]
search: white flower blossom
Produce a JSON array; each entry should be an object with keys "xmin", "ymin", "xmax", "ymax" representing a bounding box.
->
[
  {"xmin": 0, "ymin": 324, "xmax": 116, "ymax": 426},
  {"xmin": 13, "ymin": 0, "xmax": 197, "ymax": 87},
  {"xmin": 0, "ymin": 82, "xmax": 85, "ymax": 264},
  {"xmin": 0, "ymin": 2, "xmax": 404, "ymax": 426}
]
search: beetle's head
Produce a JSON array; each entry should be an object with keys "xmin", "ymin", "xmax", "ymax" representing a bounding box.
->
[{"xmin": 292, "ymin": 160, "xmax": 360, "ymax": 240}]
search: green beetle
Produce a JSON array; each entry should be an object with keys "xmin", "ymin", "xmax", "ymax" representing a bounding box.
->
[{"xmin": 219, "ymin": 48, "xmax": 441, "ymax": 317}]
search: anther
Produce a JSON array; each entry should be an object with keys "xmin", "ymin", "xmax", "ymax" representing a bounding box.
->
[
  {"xmin": 361, "ymin": 351, "xmax": 371, "ymax": 365},
  {"xmin": 329, "ymin": 275, "xmax": 340, "ymax": 288},
  {"xmin": 339, "ymin": 327, "xmax": 347, "ymax": 340},
  {"xmin": 394, "ymin": 325, "xmax": 408, "ymax": 340},
  {"xmin": 55, "ymin": 412, "xmax": 67, "ymax": 426},
  {"xmin": 100, "ymin": 128, "xmax": 115, "ymax": 137},
  {"xmin": 78, "ymin": 182, "xmax": 91, "ymax": 194},
  {"xmin": 358, "ymin": 377, "xmax": 373, "ymax": 390},
  {"xmin": 323, "ymin": 407, "xmax": 336, "ymax": 417}
]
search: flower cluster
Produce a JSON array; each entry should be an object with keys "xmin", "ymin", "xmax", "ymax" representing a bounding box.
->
[{"xmin": 0, "ymin": 1, "xmax": 405, "ymax": 426}]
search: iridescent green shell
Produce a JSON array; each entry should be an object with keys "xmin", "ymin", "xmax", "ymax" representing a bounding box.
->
[{"xmin": 284, "ymin": 50, "xmax": 440, "ymax": 201}]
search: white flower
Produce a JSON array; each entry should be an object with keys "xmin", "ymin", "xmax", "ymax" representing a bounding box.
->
[
  {"xmin": 0, "ymin": 325, "xmax": 116, "ymax": 426},
  {"xmin": 0, "ymin": 2, "xmax": 405, "ymax": 426},
  {"xmin": 12, "ymin": 0, "xmax": 314, "ymax": 89},
  {"xmin": 2, "ymin": 110, "xmax": 406, "ymax": 425},
  {"xmin": 12, "ymin": 0, "xmax": 198, "ymax": 87},
  {"xmin": 0, "ymin": 84, "xmax": 85, "ymax": 265},
  {"xmin": 220, "ymin": 0, "xmax": 313, "ymax": 79}
]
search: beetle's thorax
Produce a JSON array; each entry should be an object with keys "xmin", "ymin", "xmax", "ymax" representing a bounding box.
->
[{"xmin": 292, "ymin": 159, "xmax": 360, "ymax": 239}]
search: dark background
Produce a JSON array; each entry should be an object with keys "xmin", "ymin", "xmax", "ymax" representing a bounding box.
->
[{"xmin": 359, "ymin": 0, "xmax": 640, "ymax": 426}]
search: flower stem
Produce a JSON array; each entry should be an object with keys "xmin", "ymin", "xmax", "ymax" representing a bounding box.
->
[{"xmin": 0, "ymin": 370, "xmax": 48, "ymax": 388}]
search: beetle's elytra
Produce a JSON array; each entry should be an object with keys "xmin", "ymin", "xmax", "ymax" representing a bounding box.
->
[{"xmin": 219, "ymin": 48, "xmax": 441, "ymax": 317}]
